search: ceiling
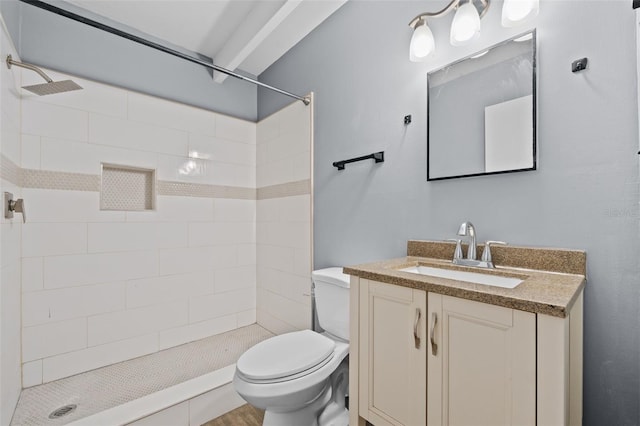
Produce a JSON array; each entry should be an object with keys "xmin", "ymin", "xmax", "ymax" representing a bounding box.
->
[{"xmin": 66, "ymin": 0, "xmax": 347, "ymax": 82}]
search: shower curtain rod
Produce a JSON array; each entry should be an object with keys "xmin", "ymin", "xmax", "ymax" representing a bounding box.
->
[{"xmin": 19, "ymin": 0, "xmax": 310, "ymax": 105}]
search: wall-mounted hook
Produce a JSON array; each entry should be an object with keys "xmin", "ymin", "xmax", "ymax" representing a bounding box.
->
[
  {"xmin": 572, "ymin": 58, "xmax": 588, "ymax": 73},
  {"xmin": 4, "ymin": 192, "xmax": 26, "ymax": 223}
]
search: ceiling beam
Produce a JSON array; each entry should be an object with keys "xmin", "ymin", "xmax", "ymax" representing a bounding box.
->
[{"xmin": 213, "ymin": 0, "xmax": 302, "ymax": 83}]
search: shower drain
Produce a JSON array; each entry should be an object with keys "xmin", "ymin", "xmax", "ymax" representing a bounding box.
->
[{"xmin": 48, "ymin": 404, "xmax": 77, "ymax": 419}]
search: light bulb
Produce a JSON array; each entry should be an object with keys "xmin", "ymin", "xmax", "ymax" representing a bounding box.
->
[
  {"xmin": 450, "ymin": 1, "xmax": 481, "ymax": 46},
  {"xmin": 471, "ymin": 49, "xmax": 489, "ymax": 59},
  {"xmin": 410, "ymin": 20, "xmax": 435, "ymax": 61},
  {"xmin": 502, "ymin": 0, "xmax": 539, "ymax": 27}
]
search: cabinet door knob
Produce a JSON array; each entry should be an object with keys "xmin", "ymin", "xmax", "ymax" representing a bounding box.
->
[
  {"xmin": 413, "ymin": 308, "xmax": 421, "ymax": 349},
  {"xmin": 430, "ymin": 312, "xmax": 438, "ymax": 356}
]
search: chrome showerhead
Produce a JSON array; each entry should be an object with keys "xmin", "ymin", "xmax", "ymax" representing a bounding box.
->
[
  {"xmin": 21, "ymin": 80, "xmax": 82, "ymax": 96},
  {"xmin": 6, "ymin": 55, "xmax": 83, "ymax": 96}
]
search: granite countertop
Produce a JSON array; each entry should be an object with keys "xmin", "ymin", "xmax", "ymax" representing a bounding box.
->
[{"xmin": 344, "ymin": 241, "xmax": 587, "ymax": 318}]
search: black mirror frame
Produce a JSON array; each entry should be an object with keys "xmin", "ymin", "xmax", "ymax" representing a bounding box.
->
[{"xmin": 427, "ymin": 29, "xmax": 537, "ymax": 182}]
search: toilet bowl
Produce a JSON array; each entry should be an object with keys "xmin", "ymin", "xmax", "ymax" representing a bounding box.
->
[{"xmin": 233, "ymin": 267, "xmax": 350, "ymax": 426}]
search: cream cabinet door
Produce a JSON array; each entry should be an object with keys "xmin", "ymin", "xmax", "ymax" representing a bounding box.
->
[
  {"xmin": 359, "ymin": 279, "xmax": 427, "ymax": 426},
  {"xmin": 427, "ymin": 293, "xmax": 536, "ymax": 426}
]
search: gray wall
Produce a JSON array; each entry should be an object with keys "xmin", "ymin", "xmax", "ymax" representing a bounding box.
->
[
  {"xmin": 4, "ymin": 0, "xmax": 257, "ymax": 121},
  {"xmin": 0, "ymin": 1, "xmax": 20, "ymax": 46},
  {"xmin": 258, "ymin": 1, "xmax": 640, "ymax": 424}
]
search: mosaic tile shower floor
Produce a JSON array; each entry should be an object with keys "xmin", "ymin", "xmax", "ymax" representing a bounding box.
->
[{"xmin": 11, "ymin": 325, "xmax": 273, "ymax": 426}]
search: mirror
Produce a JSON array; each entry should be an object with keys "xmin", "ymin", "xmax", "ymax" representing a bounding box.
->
[{"xmin": 427, "ymin": 30, "xmax": 537, "ymax": 181}]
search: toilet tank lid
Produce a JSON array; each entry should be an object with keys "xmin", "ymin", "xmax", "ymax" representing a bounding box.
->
[{"xmin": 312, "ymin": 267, "xmax": 350, "ymax": 288}]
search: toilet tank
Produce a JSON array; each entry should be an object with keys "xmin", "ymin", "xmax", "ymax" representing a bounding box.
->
[{"xmin": 312, "ymin": 267, "xmax": 350, "ymax": 341}]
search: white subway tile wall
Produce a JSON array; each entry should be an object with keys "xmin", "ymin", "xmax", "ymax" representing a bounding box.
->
[
  {"xmin": 14, "ymin": 65, "xmax": 312, "ymax": 391},
  {"xmin": 22, "ymin": 101, "xmax": 89, "ymax": 142},
  {"xmin": 42, "ymin": 333, "xmax": 159, "ymax": 383},
  {"xmin": 21, "ymin": 257, "xmax": 44, "ymax": 293},
  {"xmin": 22, "ymin": 223, "xmax": 88, "ymax": 258},
  {"xmin": 21, "ymin": 134, "xmax": 41, "ymax": 170},
  {"xmin": 256, "ymin": 100, "xmax": 313, "ymax": 334},
  {"xmin": 1, "ymin": 22, "xmax": 24, "ymax": 425},
  {"xmin": 89, "ymin": 113, "xmax": 188, "ymax": 156},
  {"xmin": 41, "ymin": 136, "xmax": 158, "ymax": 174},
  {"xmin": 19, "ymin": 68, "xmax": 261, "ymax": 386},
  {"xmin": 22, "ymin": 282, "xmax": 126, "ymax": 327},
  {"xmin": 87, "ymin": 301, "xmax": 188, "ymax": 347},
  {"xmin": 21, "ymin": 361, "xmax": 43, "ymax": 389},
  {"xmin": 22, "ymin": 318, "xmax": 88, "ymax": 362},
  {"xmin": 158, "ymin": 314, "xmax": 238, "ymax": 350}
]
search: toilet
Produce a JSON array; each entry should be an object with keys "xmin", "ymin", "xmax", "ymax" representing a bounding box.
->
[{"xmin": 233, "ymin": 267, "xmax": 350, "ymax": 426}]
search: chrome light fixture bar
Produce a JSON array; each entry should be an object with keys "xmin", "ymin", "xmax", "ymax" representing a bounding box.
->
[{"xmin": 408, "ymin": 0, "xmax": 539, "ymax": 62}]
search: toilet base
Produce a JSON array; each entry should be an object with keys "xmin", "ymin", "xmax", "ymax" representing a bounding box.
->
[
  {"xmin": 261, "ymin": 358, "xmax": 349, "ymax": 426},
  {"xmin": 263, "ymin": 383, "xmax": 332, "ymax": 426},
  {"xmin": 317, "ymin": 358, "xmax": 349, "ymax": 426},
  {"xmin": 317, "ymin": 401, "xmax": 348, "ymax": 426}
]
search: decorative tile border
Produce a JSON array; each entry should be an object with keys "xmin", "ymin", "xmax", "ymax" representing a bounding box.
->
[
  {"xmin": 23, "ymin": 169, "xmax": 101, "ymax": 192},
  {"xmin": 157, "ymin": 181, "xmax": 256, "ymax": 200},
  {"xmin": 257, "ymin": 179, "xmax": 311, "ymax": 200},
  {"xmin": 3, "ymin": 155, "xmax": 311, "ymax": 201}
]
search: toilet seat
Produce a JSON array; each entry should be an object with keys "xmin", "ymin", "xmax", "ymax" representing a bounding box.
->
[{"xmin": 236, "ymin": 330, "xmax": 336, "ymax": 384}]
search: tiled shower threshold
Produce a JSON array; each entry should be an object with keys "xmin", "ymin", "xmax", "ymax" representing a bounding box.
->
[{"xmin": 11, "ymin": 325, "xmax": 273, "ymax": 426}]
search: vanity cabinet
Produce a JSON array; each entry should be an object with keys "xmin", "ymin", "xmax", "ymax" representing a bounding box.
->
[
  {"xmin": 353, "ymin": 279, "xmax": 427, "ymax": 426},
  {"xmin": 427, "ymin": 293, "xmax": 536, "ymax": 426},
  {"xmin": 349, "ymin": 277, "xmax": 584, "ymax": 426}
]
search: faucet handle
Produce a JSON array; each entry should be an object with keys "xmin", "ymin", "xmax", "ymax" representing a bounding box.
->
[
  {"xmin": 446, "ymin": 239, "xmax": 464, "ymax": 260},
  {"xmin": 481, "ymin": 241, "xmax": 507, "ymax": 262}
]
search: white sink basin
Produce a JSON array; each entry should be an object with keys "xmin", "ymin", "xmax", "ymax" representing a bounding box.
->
[{"xmin": 399, "ymin": 265, "xmax": 524, "ymax": 289}]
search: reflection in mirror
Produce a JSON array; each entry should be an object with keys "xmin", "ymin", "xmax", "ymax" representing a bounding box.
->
[{"xmin": 427, "ymin": 30, "xmax": 536, "ymax": 181}]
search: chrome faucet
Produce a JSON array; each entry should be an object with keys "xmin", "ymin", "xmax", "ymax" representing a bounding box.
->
[
  {"xmin": 457, "ymin": 221, "xmax": 476, "ymax": 260},
  {"xmin": 451, "ymin": 222, "xmax": 506, "ymax": 269}
]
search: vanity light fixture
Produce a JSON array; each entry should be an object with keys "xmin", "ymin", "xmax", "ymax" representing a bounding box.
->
[
  {"xmin": 408, "ymin": 0, "xmax": 539, "ymax": 61},
  {"xmin": 501, "ymin": 0, "xmax": 539, "ymax": 27},
  {"xmin": 410, "ymin": 18, "xmax": 436, "ymax": 61},
  {"xmin": 450, "ymin": 1, "xmax": 482, "ymax": 46}
]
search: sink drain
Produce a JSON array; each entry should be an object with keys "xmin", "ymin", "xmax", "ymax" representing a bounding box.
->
[{"xmin": 48, "ymin": 404, "xmax": 77, "ymax": 419}]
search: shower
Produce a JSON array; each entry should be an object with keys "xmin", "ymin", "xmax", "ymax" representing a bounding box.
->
[{"xmin": 6, "ymin": 54, "xmax": 82, "ymax": 96}]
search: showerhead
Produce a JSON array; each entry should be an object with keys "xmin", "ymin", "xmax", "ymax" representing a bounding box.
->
[
  {"xmin": 6, "ymin": 55, "xmax": 83, "ymax": 96},
  {"xmin": 22, "ymin": 80, "xmax": 83, "ymax": 96}
]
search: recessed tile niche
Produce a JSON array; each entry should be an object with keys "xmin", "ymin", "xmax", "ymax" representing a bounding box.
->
[{"xmin": 100, "ymin": 164, "xmax": 155, "ymax": 211}]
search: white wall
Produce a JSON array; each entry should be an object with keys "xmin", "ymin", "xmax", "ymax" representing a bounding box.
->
[
  {"xmin": 256, "ymin": 98, "xmax": 313, "ymax": 334},
  {"xmin": 0, "ymin": 16, "xmax": 23, "ymax": 426},
  {"xmin": 19, "ymin": 67, "xmax": 258, "ymax": 386}
]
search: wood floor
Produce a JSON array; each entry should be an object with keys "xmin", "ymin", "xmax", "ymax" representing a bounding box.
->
[{"xmin": 202, "ymin": 404, "xmax": 265, "ymax": 426}]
